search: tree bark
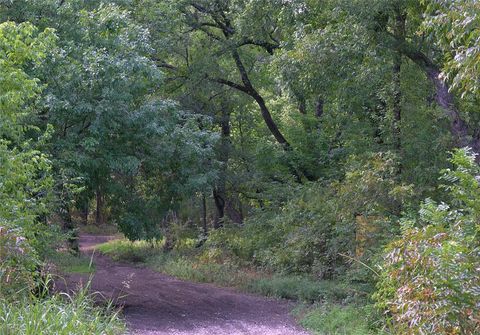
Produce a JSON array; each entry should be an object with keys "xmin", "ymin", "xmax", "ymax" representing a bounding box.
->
[
  {"xmin": 230, "ymin": 50, "xmax": 290, "ymax": 147},
  {"xmin": 213, "ymin": 189, "xmax": 225, "ymax": 229},
  {"xmin": 297, "ymin": 93, "xmax": 307, "ymax": 115},
  {"xmin": 225, "ymin": 199, "xmax": 243, "ymax": 224},
  {"xmin": 95, "ymin": 187, "xmax": 104, "ymax": 226},
  {"xmin": 213, "ymin": 106, "xmax": 230, "ymax": 229}
]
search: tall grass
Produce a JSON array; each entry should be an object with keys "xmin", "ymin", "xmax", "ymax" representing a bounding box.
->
[
  {"xmin": 49, "ymin": 251, "xmax": 95, "ymax": 274},
  {"xmin": 247, "ymin": 276, "xmax": 349, "ymax": 302},
  {"xmin": 0, "ymin": 288, "xmax": 125, "ymax": 335},
  {"xmin": 298, "ymin": 304, "xmax": 385, "ymax": 335}
]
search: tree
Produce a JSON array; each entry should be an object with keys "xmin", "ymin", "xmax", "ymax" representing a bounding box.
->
[
  {"xmin": 2, "ymin": 0, "xmax": 218, "ymax": 240},
  {"xmin": 0, "ymin": 21, "xmax": 56, "ymax": 293}
]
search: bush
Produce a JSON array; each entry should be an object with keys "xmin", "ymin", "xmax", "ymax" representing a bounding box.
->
[
  {"xmin": 0, "ymin": 227, "xmax": 37, "ymax": 299},
  {"xmin": 375, "ymin": 149, "xmax": 480, "ymax": 334},
  {"xmin": 211, "ymin": 151, "xmax": 411, "ymax": 280}
]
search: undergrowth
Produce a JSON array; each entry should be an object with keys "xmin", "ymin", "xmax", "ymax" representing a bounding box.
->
[{"xmin": 0, "ymin": 289, "xmax": 125, "ymax": 335}]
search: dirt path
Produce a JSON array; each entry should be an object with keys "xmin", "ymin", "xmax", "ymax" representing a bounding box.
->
[{"xmin": 60, "ymin": 235, "xmax": 310, "ymax": 335}]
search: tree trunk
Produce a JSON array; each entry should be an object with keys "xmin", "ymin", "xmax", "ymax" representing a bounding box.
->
[
  {"xmin": 81, "ymin": 200, "xmax": 89, "ymax": 226},
  {"xmin": 315, "ymin": 97, "xmax": 324, "ymax": 119},
  {"xmin": 213, "ymin": 189, "xmax": 225, "ymax": 228},
  {"xmin": 95, "ymin": 187, "xmax": 104, "ymax": 226},
  {"xmin": 201, "ymin": 193, "xmax": 208, "ymax": 234},
  {"xmin": 392, "ymin": 9, "xmax": 406, "ymax": 165},
  {"xmin": 401, "ymin": 46, "xmax": 480, "ymax": 161},
  {"xmin": 298, "ymin": 94, "xmax": 307, "ymax": 115},
  {"xmin": 61, "ymin": 204, "xmax": 79, "ymax": 254},
  {"xmin": 225, "ymin": 199, "xmax": 243, "ymax": 224},
  {"xmin": 162, "ymin": 211, "xmax": 175, "ymax": 252},
  {"xmin": 231, "ymin": 50, "xmax": 290, "ymax": 147},
  {"xmin": 213, "ymin": 106, "xmax": 230, "ymax": 229}
]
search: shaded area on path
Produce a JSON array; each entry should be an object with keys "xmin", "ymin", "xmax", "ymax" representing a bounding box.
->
[{"xmin": 58, "ymin": 235, "xmax": 310, "ymax": 335}]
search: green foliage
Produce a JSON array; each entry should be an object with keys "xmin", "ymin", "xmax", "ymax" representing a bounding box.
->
[
  {"xmin": 1, "ymin": 2, "xmax": 478, "ymax": 334},
  {"xmin": 210, "ymin": 152, "xmax": 411, "ymax": 280},
  {"xmin": 0, "ymin": 21, "xmax": 56, "ymax": 298},
  {"xmin": 2, "ymin": 1, "xmax": 219, "ymax": 241},
  {"xmin": 423, "ymin": 0, "xmax": 480, "ymax": 98},
  {"xmin": 0, "ymin": 290, "xmax": 124, "ymax": 335},
  {"xmin": 0, "ymin": 227, "xmax": 37, "ymax": 298},
  {"xmin": 0, "ymin": 21, "xmax": 56, "ymax": 139},
  {"xmin": 374, "ymin": 148, "xmax": 480, "ymax": 334}
]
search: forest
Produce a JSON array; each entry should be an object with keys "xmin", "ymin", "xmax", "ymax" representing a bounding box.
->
[{"xmin": 0, "ymin": 0, "xmax": 479, "ymax": 334}]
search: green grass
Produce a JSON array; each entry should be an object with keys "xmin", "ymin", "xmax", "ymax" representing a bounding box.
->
[
  {"xmin": 298, "ymin": 304, "xmax": 385, "ymax": 335},
  {"xmin": 49, "ymin": 252, "xmax": 95, "ymax": 274},
  {"xmin": 0, "ymin": 290, "xmax": 125, "ymax": 335},
  {"xmin": 96, "ymin": 239, "xmax": 160, "ymax": 263},
  {"xmin": 149, "ymin": 253, "xmax": 248, "ymax": 287},
  {"xmin": 247, "ymin": 275, "xmax": 349, "ymax": 302}
]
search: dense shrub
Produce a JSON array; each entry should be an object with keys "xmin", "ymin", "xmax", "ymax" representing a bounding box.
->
[
  {"xmin": 208, "ymin": 152, "xmax": 411, "ymax": 279},
  {"xmin": 0, "ymin": 227, "xmax": 37, "ymax": 298},
  {"xmin": 0, "ymin": 22, "xmax": 56, "ymax": 298},
  {"xmin": 375, "ymin": 149, "xmax": 480, "ymax": 334}
]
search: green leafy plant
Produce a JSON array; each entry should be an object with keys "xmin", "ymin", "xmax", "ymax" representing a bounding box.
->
[{"xmin": 375, "ymin": 148, "xmax": 480, "ymax": 334}]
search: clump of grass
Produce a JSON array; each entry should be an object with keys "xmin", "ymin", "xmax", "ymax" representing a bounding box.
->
[
  {"xmin": 298, "ymin": 304, "xmax": 384, "ymax": 335},
  {"xmin": 49, "ymin": 252, "xmax": 95, "ymax": 274},
  {"xmin": 97, "ymin": 239, "xmax": 161, "ymax": 263},
  {"xmin": 247, "ymin": 275, "xmax": 349, "ymax": 302},
  {"xmin": 148, "ymin": 254, "xmax": 244, "ymax": 287},
  {"xmin": 0, "ymin": 289, "xmax": 125, "ymax": 335}
]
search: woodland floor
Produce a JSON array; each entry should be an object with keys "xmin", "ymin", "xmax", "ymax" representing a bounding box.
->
[{"xmin": 58, "ymin": 235, "xmax": 310, "ymax": 335}]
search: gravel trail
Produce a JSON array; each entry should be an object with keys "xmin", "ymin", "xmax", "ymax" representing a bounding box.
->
[{"xmin": 59, "ymin": 235, "xmax": 310, "ymax": 335}]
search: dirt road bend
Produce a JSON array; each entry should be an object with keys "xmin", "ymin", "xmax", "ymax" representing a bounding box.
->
[{"xmin": 60, "ymin": 235, "xmax": 310, "ymax": 335}]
